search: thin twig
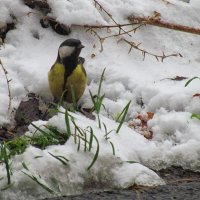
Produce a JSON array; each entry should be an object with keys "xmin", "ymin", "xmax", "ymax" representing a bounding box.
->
[
  {"xmin": 103, "ymin": 24, "xmax": 145, "ymax": 39},
  {"xmin": 93, "ymin": 0, "xmax": 132, "ymax": 36},
  {"xmin": 86, "ymin": 28, "xmax": 104, "ymax": 52},
  {"xmin": 0, "ymin": 58, "xmax": 12, "ymax": 111}
]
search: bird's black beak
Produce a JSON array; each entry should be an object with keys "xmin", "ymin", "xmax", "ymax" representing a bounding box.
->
[{"xmin": 78, "ymin": 44, "xmax": 84, "ymax": 49}]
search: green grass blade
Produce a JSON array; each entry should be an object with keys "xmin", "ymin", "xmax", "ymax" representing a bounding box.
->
[
  {"xmin": 116, "ymin": 100, "xmax": 131, "ymax": 134},
  {"xmin": 109, "ymin": 141, "xmax": 115, "ymax": 156},
  {"xmin": 185, "ymin": 77, "xmax": 200, "ymax": 87},
  {"xmin": 97, "ymin": 68, "xmax": 106, "ymax": 98},
  {"xmin": 89, "ymin": 69, "xmax": 106, "ymax": 115},
  {"xmin": 103, "ymin": 123, "xmax": 113, "ymax": 140},
  {"xmin": 31, "ymin": 123, "xmax": 48, "ymax": 135},
  {"xmin": 87, "ymin": 127, "xmax": 94, "ymax": 152},
  {"xmin": 125, "ymin": 160, "xmax": 138, "ymax": 164},
  {"xmin": 103, "ymin": 122, "xmax": 108, "ymax": 140},
  {"xmin": 72, "ymin": 120, "xmax": 84, "ymax": 136},
  {"xmin": 191, "ymin": 113, "xmax": 200, "ymax": 120},
  {"xmin": 77, "ymin": 135, "xmax": 89, "ymax": 144},
  {"xmin": 65, "ymin": 109, "xmax": 71, "ymax": 137},
  {"xmin": 97, "ymin": 114, "xmax": 101, "ymax": 129},
  {"xmin": 22, "ymin": 162, "xmax": 29, "ymax": 171},
  {"xmin": 89, "ymin": 90, "xmax": 96, "ymax": 109},
  {"xmin": 1, "ymin": 183, "xmax": 14, "ymax": 191},
  {"xmin": 115, "ymin": 101, "xmax": 130, "ymax": 123},
  {"xmin": 77, "ymin": 136, "xmax": 81, "ymax": 151},
  {"xmin": 87, "ymin": 134, "xmax": 99, "ymax": 170},
  {"xmin": 58, "ymin": 89, "xmax": 68, "ymax": 107},
  {"xmin": 74, "ymin": 126, "xmax": 77, "ymax": 144},
  {"xmin": 70, "ymin": 85, "xmax": 76, "ymax": 112},
  {"xmin": 96, "ymin": 95, "xmax": 105, "ymax": 113},
  {"xmin": 34, "ymin": 156, "xmax": 43, "ymax": 159},
  {"xmin": 22, "ymin": 171, "xmax": 57, "ymax": 194},
  {"xmin": 48, "ymin": 152, "xmax": 69, "ymax": 165},
  {"xmin": 84, "ymin": 132, "xmax": 87, "ymax": 152}
]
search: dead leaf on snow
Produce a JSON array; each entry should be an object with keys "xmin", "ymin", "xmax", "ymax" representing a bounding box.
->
[{"xmin": 128, "ymin": 112, "xmax": 154, "ymax": 140}]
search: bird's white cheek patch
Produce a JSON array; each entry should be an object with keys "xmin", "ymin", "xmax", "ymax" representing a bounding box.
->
[{"xmin": 59, "ymin": 46, "xmax": 75, "ymax": 58}]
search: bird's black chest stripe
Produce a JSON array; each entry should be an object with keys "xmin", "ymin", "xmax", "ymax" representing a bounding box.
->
[{"xmin": 62, "ymin": 57, "xmax": 78, "ymax": 91}]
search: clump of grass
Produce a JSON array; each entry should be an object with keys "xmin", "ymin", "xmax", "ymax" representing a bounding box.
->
[
  {"xmin": 0, "ymin": 124, "xmax": 69, "ymax": 158},
  {"xmin": 30, "ymin": 124, "xmax": 69, "ymax": 149},
  {"xmin": 89, "ymin": 68, "xmax": 106, "ymax": 129},
  {"xmin": 72, "ymin": 119, "xmax": 100, "ymax": 170},
  {"xmin": 0, "ymin": 144, "xmax": 12, "ymax": 186},
  {"xmin": 0, "ymin": 137, "xmax": 29, "ymax": 189},
  {"xmin": 71, "ymin": 118, "xmax": 88, "ymax": 152},
  {"xmin": 5, "ymin": 136, "xmax": 29, "ymax": 156}
]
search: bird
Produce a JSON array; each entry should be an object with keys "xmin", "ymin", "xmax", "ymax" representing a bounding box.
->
[{"xmin": 48, "ymin": 39, "xmax": 87, "ymax": 105}]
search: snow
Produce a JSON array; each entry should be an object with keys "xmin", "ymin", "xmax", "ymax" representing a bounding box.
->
[{"xmin": 0, "ymin": 0, "xmax": 200, "ymax": 199}]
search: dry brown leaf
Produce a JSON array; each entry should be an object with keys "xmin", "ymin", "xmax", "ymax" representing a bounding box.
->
[
  {"xmin": 91, "ymin": 53, "xmax": 96, "ymax": 58},
  {"xmin": 147, "ymin": 112, "xmax": 154, "ymax": 119},
  {"xmin": 128, "ymin": 112, "xmax": 154, "ymax": 140},
  {"xmin": 193, "ymin": 93, "xmax": 200, "ymax": 98}
]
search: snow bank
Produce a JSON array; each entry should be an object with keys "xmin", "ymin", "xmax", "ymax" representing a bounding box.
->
[{"xmin": 1, "ymin": 0, "xmax": 200, "ymax": 199}]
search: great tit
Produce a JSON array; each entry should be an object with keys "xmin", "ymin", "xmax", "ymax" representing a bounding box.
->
[{"xmin": 48, "ymin": 39, "xmax": 87, "ymax": 103}]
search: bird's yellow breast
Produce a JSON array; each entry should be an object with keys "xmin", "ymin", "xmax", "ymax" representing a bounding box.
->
[{"xmin": 48, "ymin": 62, "xmax": 87, "ymax": 102}]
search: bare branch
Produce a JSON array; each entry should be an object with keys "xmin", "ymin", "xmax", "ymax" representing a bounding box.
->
[
  {"xmin": 73, "ymin": 23, "xmax": 138, "ymax": 29},
  {"xmin": 0, "ymin": 58, "xmax": 12, "ymax": 112},
  {"xmin": 123, "ymin": 38, "xmax": 180, "ymax": 61},
  {"xmin": 24, "ymin": 0, "xmax": 183, "ymax": 61},
  {"xmin": 128, "ymin": 15, "xmax": 200, "ymax": 36}
]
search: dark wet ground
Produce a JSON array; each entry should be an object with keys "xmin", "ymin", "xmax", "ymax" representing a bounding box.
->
[
  {"xmin": 0, "ymin": 93, "xmax": 50, "ymax": 142},
  {"xmin": 44, "ymin": 182, "xmax": 200, "ymax": 200}
]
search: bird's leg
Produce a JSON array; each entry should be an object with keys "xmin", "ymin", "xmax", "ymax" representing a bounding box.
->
[
  {"xmin": 78, "ymin": 57, "xmax": 85, "ymax": 64},
  {"xmin": 77, "ymin": 104, "xmax": 96, "ymax": 120},
  {"xmin": 41, "ymin": 95, "xmax": 64, "ymax": 120}
]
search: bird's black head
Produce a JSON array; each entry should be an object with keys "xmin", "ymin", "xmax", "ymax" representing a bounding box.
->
[{"xmin": 58, "ymin": 39, "xmax": 84, "ymax": 62}]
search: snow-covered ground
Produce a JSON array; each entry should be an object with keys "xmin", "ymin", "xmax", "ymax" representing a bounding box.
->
[{"xmin": 0, "ymin": 0, "xmax": 200, "ymax": 199}]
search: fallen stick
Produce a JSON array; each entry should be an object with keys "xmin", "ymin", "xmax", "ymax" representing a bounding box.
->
[{"xmin": 128, "ymin": 15, "xmax": 200, "ymax": 35}]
